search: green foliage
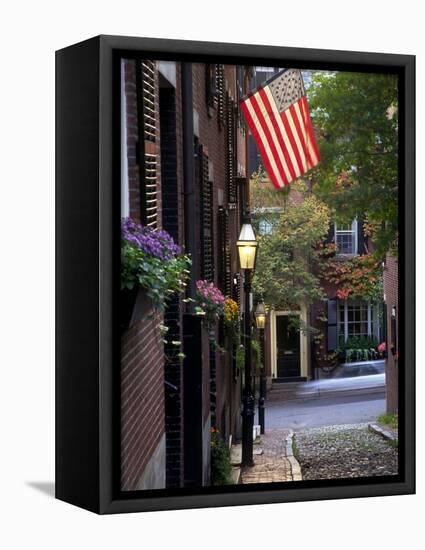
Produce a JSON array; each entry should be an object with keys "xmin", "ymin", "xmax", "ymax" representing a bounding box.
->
[
  {"xmin": 337, "ymin": 335, "xmax": 379, "ymax": 362},
  {"xmin": 377, "ymin": 413, "xmax": 398, "ymax": 430},
  {"xmin": 307, "ymin": 70, "xmax": 398, "ymax": 257},
  {"xmin": 250, "ymin": 168, "xmax": 291, "ymax": 211},
  {"xmin": 121, "ymin": 241, "xmax": 191, "ymax": 310},
  {"xmin": 251, "ymin": 338, "xmax": 263, "ymax": 372},
  {"xmin": 210, "ymin": 429, "xmax": 233, "ymax": 485},
  {"xmin": 338, "ymin": 335, "xmax": 379, "ymax": 351},
  {"xmin": 235, "ymin": 344, "xmax": 245, "ymax": 371},
  {"xmin": 252, "ymin": 178, "xmax": 331, "ymax": 311}
]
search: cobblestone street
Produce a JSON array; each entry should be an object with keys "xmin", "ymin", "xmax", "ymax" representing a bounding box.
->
[
  {"xmin": 240, "ymin": 429, "xmax": 299, "ymax": 484},
  {"xmin": 294, "ymin": 423, "xmax": 399, "ymax": 480}
]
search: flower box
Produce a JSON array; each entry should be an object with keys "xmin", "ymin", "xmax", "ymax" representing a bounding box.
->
[{"xmin": 120, "ymin": 287, "xmax": 153, "ymax": 330}]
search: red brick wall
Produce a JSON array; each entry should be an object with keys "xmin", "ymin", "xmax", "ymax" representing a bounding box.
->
[
  {"xmin": 120, "ymin": 312, "xmax": 165, "ymax": 490},
  {"xmin": 120, "ymin": 59, "xmax": 165, "ymax": 490},
  {"xmin": 384, "ymin": 255, "xmax": 399, "ymax": 413}
]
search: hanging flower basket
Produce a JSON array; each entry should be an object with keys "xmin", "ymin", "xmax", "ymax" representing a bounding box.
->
[
  {"xmin": 194, "ymin": 280, "xmax": 225, "ymax": 331},
  {"xmin": 120, "ymin": 218, "xmax": 191, "ymax": 327}
]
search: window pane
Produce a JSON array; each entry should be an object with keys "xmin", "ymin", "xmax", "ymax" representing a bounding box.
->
[{"xmin": 342, "ymin": 300, "xmax": 371, "ymax": 342}]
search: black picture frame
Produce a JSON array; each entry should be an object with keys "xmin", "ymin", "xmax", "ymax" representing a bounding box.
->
[{"xmin": 56, "ymin": 35, "xmax": 415, "ymax": 514}]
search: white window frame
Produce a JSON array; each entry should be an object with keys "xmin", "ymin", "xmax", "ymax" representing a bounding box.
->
[
  {"xmin": 334, "ymin": 218, "xmax": 358, "ymax": 256},
  {"xmin": 338, "ymin": 300, "xmax": 380, "ymax": 343}
]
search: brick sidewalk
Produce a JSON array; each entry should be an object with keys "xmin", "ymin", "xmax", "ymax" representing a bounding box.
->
[{"xmin": 240, "ymin": 429, "xmax": 296, "ymax": 484}]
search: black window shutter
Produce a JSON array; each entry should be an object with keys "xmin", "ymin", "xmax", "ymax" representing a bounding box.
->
[
  {"xmin": 326, "ymin": 222, "xmax": 335, "ymax": 245},
  {"xmin": 226, "ymin": 93, "xmax": 237, "ymax": 205},
  {"xmin": 200, "ymin": 149, "xmax": 214, "ymax": 282},
  {"xmin": 327, "ymin": 298, "xmax": 338, "ymax": 351},
  {"xmin": 357, "ymin": 218, "xmax": 366, "ymax": 254},
  {"xmin": 218, "ymin": 207, "xmax": 231, "ymax": 295},
  {"xmin": 216, "ymin": 65, "xmax": 225, "ymax": 129},
  {"xmin": 205, "ymin": 64, "xmax": 218, "ymax": 115}
]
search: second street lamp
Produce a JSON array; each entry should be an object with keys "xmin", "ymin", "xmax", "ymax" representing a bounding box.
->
[
  {"xmin": 237, "ymin": 217, "xmax": 258, "ymax": 467},
  {"xmin": 255, "ymin": 300, "xmax": 267, "ymax": 435},
  {"xmin": 254, "ymin": 301, "xmax": 266, "ymax": 329}
]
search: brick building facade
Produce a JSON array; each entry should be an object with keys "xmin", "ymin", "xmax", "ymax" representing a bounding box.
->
[{"xmin": 120, "ymin": 59, "xmax": 249, "ymax": 490}]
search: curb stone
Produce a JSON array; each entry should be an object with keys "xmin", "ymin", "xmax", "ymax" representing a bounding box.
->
[
  {"xmin": 368, "ymin": 422, "xmax": 398, "ymax": 442},
  {"xmin": 284, "ymin": 430, "xmax": 302, "ymax": 481},
  {"xmin": 268, "ymin": 386, "xmax": 385, "ymax": 402}
]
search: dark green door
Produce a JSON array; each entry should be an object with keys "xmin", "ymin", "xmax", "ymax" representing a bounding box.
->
[{"xmin": 276, "ymin": 315, "xmax": 301, "ymax": 378}]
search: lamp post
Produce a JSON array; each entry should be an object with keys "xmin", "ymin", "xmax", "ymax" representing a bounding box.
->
[
  {"xmin": 255, "ymin": 301, "xmax": 267, "ymax": 435},
  {"xmin": 237, "ymin": 218, "xmax": 258, "ymax": 467}
]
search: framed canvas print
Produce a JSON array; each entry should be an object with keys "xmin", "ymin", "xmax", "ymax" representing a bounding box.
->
[{"xmin": 56, "ymin": 35, "xmax": 415, "ymax": 514}]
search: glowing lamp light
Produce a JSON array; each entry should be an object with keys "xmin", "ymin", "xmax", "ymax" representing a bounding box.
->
[
  {"xmin": 255, "ymin": 301, "xmax": 266, "ymax": 329},
  {"xmin": 237, "ymin": 223, "xmax": 257, "ymax": 270}
]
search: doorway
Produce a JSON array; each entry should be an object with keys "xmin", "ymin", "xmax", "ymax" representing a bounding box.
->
[{"xmin": 275, "ymin": 314, "xmax": 301, "ymax": 379}]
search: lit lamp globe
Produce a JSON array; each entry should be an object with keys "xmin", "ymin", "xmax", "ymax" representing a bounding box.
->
[
  {"xmin": 237, "ymin": 222, "xmax": 257, "ymax": 270},
  {"xmin": 255, "ymin": 301, "xmax": 266, "ymax": 329}
]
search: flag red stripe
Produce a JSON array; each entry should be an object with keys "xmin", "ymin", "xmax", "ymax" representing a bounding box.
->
[
  {"xmin": 266, "ymin": 93, "xmax": 306, "ymax": 177},
  {"xmin": 288, "ymin": 101, "xmax": 314, "ymax": 169},
  {"xmin": 249, "ymin": 94, "xmax": 292, "ymax": 183},
  {"xmin": 257, "ymin": 88, "xmax": 300, "ymax": 180},
  {"xmin": 240, "ymin": 100, "xmax": 287, "ymax": 188},
  {"xmin": 298, "ymin": 97, "xmax": 316, "ymax": 166},
  {"xmin": 300, "ymin": 95, "xmax": 321, "ymax": 163}
]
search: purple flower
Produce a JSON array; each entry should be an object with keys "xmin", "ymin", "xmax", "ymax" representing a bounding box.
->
[{"xmin": 122, "ymin": 217, "xmax": 181, "ymax": 260}]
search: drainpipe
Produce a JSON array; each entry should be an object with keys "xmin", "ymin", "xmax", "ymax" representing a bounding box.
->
[{"xmin": 181, "ymin": 63, "xmax": 197, "ymax": 301}]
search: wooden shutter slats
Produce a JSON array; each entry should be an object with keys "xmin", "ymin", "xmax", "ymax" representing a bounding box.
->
[
  {"xmin": 135, "ymin": 59, "xmax": 159, "ymax": 229},
  {"xmin": 141, "ymin": 61, "xmax": 156, "ymax": 143},
  {"xmin": 143, "ymin": 152, "xmax": 158, "ymax": 228},
  {"xmin": 200, "ymin": 148, "xmax": 214, "ymax": 282}
]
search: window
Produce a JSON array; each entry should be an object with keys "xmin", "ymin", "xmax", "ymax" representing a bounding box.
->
[
  {"xmin": 334, "ymin": 219, "xmax": 358, "ymax": 255},
  {"xmin": 258, "ymin": 219, "xmax": 273, "ymax": 235},
  {"xmin": 338, "ymin": 300, "xmax": 381, "ymax": 344}
]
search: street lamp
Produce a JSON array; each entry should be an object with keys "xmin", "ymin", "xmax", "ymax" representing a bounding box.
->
[
  {"xmin": 255, "ymin": 301, "xmax": 267, "ymax": 435},
  {"xmin": 255, "ymin": 301, "xmax": 266, "ymax": 329},
  {"xmin": 237, "ymin": 222, "xmax": 257, "ymax": 269},
  {"xmin": 237, "ymin": 217, "xmax": 258, "ymax": 467}
]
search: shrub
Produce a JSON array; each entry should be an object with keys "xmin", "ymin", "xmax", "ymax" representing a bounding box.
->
[{"xmin": 210, "ymin": 428, "xmax": 233, "ymax": 485}]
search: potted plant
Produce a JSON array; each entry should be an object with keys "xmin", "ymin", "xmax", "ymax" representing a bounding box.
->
[
  {"xmin": 194, "ymin": 280, "xmax": 225, "ymax": 332},
  {"xmin": 223, "ymin": 298, "xmax": 240, "ymax": 345},
  {"xmin": 120, "ymin": 218, "xmax": 191, "ymax": 329}
]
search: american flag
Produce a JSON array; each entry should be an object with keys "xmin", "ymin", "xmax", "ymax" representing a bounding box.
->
[{"xmin": 240, "ymin": 68, "xmax": 320, "ymax": 189}]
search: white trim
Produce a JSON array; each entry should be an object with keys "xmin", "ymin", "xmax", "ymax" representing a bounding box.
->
[
  {"xmin": 120, "ymin": 59, "xmax": 129, "ymax": 218},
  {"xmin": 367, "ymin": 300, "xmax": 372, "ymax": 336},
  {"xmin": 334, "ymin": 218, "xmax": 358, "ymax": 255}
]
